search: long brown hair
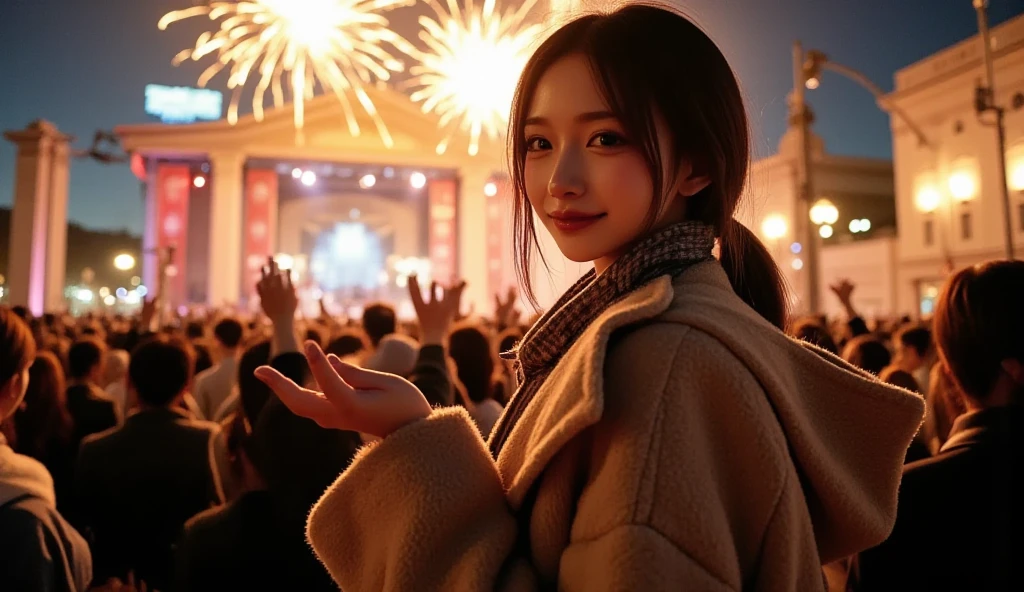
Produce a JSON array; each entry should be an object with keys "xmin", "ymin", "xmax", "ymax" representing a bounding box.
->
[
  {"xmin": 14, "ymin": 351, "xmax": 73, "ymax": 459},
  {"xmin": 934, "ymin": 260, "xmax": 1024, "ymax": 401},
  {"xmin": 508, "ymin": 4, "xmax": 787, "ymax": 327}
]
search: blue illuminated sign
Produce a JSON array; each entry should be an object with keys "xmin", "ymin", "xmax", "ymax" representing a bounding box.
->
[{"xmin": 145, "ymin": 84, "xmax": 223, "ymax": 124}]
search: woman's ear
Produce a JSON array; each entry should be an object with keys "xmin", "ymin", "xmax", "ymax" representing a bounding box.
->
[{"xmin": 674, "ymin": 158, "xmax": 711, "ymax": 197}]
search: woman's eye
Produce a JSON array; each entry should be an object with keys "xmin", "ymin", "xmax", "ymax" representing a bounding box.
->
[
  {"xmin": 588, "ymin": 132, "xmax": 627, "ymax": 148},
  {"xmin": 525, "ymin": 137, "xmax": 551, "ymax": 151}
]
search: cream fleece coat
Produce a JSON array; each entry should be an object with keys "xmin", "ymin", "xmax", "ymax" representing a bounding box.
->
[{"xmin": 306, "ymin": 261, "xmax": 925, "ymax": 591}]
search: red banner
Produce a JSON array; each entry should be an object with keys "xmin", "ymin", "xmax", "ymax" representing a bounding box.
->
[
  {"xmin": 243, "ymin": 169, "xmax": 278, "ymax": 305},
  {"xmin": 427, "ymin": 178, "xmax": 458, "ymax": 284},
  {"xmin": 486, "ymin": 178, "xmax": 511, "ymax": 300},
  {"xmin": 155, "ymin": 164, "xmax": 191, "ymax": 306}
]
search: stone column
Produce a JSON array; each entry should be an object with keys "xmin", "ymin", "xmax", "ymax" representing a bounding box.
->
[
  {"xmin": 207, "ymin": 152, "xmax": 245, "ymax": 306},
  {"xmin": 458, "ymin": 166, "xmax": 493, "ymax": 315},
  {"xmin": 3, "ymin": 120, "xmax": 72, "ymax": 315},
  {"xmin": 142, "ymin": 158, "xmax": 159, "ymax": 294}
]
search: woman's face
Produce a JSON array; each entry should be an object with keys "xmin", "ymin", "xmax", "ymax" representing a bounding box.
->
[{"xmin": 522, "ymin": 54, "xmax": 704, "ymax": 274}]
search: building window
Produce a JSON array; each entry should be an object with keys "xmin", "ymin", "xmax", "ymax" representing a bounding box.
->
[
  {"xmin": 961, "ymin": 211, "xmax": 973, "ymax": 240},
  {"xmin": 924, "ymin": 219, "xmax": 934, "ymax": 246}
]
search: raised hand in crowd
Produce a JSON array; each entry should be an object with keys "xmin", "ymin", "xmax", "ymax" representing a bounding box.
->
[
  {"xmin": 494, "ymin": 286, "xmax": 521, "ymax": 330},
  {"xmin": 409, "ymin": 275, "xmax": 466, "ymax": 345},
  {"xmin": 256, "ymin": 257, "xmax": 299, "ymax": 355}
]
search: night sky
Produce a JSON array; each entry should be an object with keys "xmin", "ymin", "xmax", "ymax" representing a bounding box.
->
[{"xmin": 1, "ymin": 0, "xmax": 1021, "ymax": 235}]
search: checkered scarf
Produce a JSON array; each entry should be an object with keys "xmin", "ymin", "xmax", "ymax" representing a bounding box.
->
[{"xmin": 490, "ymin": 221, "xmax": 716, "ymax": 457}]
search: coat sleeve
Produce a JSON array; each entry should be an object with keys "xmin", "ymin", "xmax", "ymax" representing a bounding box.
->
[
  {"xmin": 305, "ymin": 407, "xmax": 524, "ymax": 591},
  {"xmin": 305, "ymin": 406, "xmax": 741, "ymax": 591}
]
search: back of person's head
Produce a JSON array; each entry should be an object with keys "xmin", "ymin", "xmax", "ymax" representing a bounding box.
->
[
  {"xmin": 185, "ymin": 320, "xmax": 206, "ymax": 340},
  {"xmin": 237, "ymin": 340, "xmax": 273, "ymax": 425},
  {"xmin": 508, "ymin": 4, "xmax": 788, "ymax": 327},
  {"xmin": 304, "ymin": 326, "xmax": 325, "ymax": 348},
  {"xmin": 68, "ymin": 337, "xmax": 107, "ymax": 381},
  {"xmin": 789, "ymin": 317, "xmax": 839, "ymax": 356},
  {"xmin": 213, "ymin": 317, "xmax": 245, "ymax": 349},
  {"xmin": 11, "ymin": 306, "xmax": 30, "ymax": 321},
  {"xmin": 15, "ymin": 351, "xmax": 72, "ymax": 456},
  {"xmin": 895, "ymin": 324, "xmax": 932, "ymax": 360},
  {"xmin": 192, "ymin": 340, "xmax": 214, "ymax": 376},
  {"xmin": 325, "ymin": 330, "xmax": 368, "ymax": 360},
  {"xmin": 934, "ymin": 260, "xmax": 1024, "ymax": 402},
  {"xmin": 879, "ymin": 366, "xmax": 921, "ymax": 393},
  {"xmin": 129, "ymin": 337, "xmax": 194, "ymax": 407},
  {"xmin": 363, "ymin": 333, "xmax": 418, "ymax": 377},
  {"xmin": 841, "ymin": 335, "xmax": 892, "ymax": 376},
  {"xmin": 362, "ymin": 303, "xmax": 396, "ymax": 347},
  {"xmin": 448, "ymin": 324, "xmax": 497, "ymax": 403},
  {"xmin": 0, "ymin": 307, "xmax": 37, "ymax": 422}
]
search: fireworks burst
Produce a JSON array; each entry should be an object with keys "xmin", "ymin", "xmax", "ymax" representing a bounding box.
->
[
  {"xmin": 402, "ymin": 0, "xmax": 543, "ymax": 156},
  {"xmin": 158, "ymin": 0, "xmax": 415, "ymax": 146}
]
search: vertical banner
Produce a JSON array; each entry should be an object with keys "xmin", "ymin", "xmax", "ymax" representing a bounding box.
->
[
  {"xmin": 427, "ymin": 178, "xmax": 458, "ymax": 284},
  {"xmin": 243, "ymin": 169, "xmax": 279, "ymax": 305},
  {"xmin": 155, "ymin": 163, "xmax": 191, "ymax": 307},
  {"xmin": 486, "ymin": 178, "xmax": 510, "ymax": 300}
]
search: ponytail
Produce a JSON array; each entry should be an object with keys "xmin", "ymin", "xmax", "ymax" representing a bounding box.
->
[{"xmin": 719, "ymin": 219, "xmax": 789, "ymax": 329}]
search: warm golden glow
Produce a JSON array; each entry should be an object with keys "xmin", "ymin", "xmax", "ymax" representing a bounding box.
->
[
  {"xmin": 818, "ymin": 224, "xmax": 834, "ymax": 239},
  {"xmin": 158, "ymin": 0, "xmax": 413, "ymax": 145},
  {"xmin": 948, "ymin": 170, "xmax": 977, "ymax": 202},
  {"xmin": 113, "ymin": 254, "xmax": 136, "ymax": 271},
  {"xmin": 1009, "ymin": 160, "xmax": 1024, "ymax": 191},
  {"xmin": 915, "ymin": 186, "xmax": 941, "ymax": 213},
  {"xmin": 809, "ymin": 199, "xmax": 839, "ymax": 226},
  {"xmin": 761, "ymin": 213, "xmax": 788, "ymax": 241},
  {"xmin": 400, "ymin": 0, "xmax": 543, "ymax": 156}
]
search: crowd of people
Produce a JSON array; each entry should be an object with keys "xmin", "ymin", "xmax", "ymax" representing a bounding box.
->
[
  {"xmin": 0, "ymin": 259, "xmax": 526, "ymax": 591},
  {"xmin": 1, "ymin": 4, "xmax": 1020, "ymax": 591},
  {"xmin": 2, "ymin": 257, "xmax": 1020, "ymax": 590}
]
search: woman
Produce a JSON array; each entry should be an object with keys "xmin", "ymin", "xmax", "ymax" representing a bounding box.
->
[
  {"xmin": 0, "ymin": 307, "xmax": 92, "ymax": 591},
  {"xmin": 10, "ymin": 351, "xmax": 77, "ymax": 515},
  {"xmin": 256, "ymin": 5, "xmax": 924, "ymax": 589}
]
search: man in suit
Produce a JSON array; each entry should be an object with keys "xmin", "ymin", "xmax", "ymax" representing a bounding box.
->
[
  {"xmin": 74, "ymin": 336, "xmax": 227, "ymax": 591},
  {"xmin": 65, "ymin": 338, "xmax": 119, "ymax": 449},
  {"xmin": 857, "ymin": 261, "xmax": 1024, "ymax": 590}
]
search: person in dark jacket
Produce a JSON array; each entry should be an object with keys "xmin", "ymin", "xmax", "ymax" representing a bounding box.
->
[
  {"xmin": 74, "ymin": 336, "xmax": 226, "ymax": 591},
  {"xmin": 0, "ymin": 306, "xmax": 92, "ymax": 591},
  {"xmin": 65, "ymin": 338, "xmax": 119, "ymax": 450},
  {"xmin": 857, "ymin": 260, "xmax": 1024, "ymax": 590}
]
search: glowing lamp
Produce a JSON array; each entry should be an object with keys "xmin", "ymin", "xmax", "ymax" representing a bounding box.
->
[
  {"xmin": 810, "ymin": 199, "xmax": 839, "ymax": 226},
  {"xmin": 915, "ymin": 187, "xmax": 941, "ymax": 213},
  {"xmin": 760, "ymin": 214, "xmax": 788, "ymax": 241},
  {"xmin": 948, "ymin": 171, "xmax": 976, "ymax": 202}
]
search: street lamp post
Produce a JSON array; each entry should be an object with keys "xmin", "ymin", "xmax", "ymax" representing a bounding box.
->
[
  {"xmin": 972, "ymin": 0, "xmax": 1015, "ymax": 260},
  {"xmin": 791, "ymin": 41, "xmax": 821, "ymax": 314}
]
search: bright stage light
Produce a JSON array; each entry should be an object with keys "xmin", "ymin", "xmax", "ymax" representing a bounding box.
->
[
  {"xmin": 359, "ymin": 174, "xmax": 376, "ymax": 189},
  {"xmin": 301, "ymin": 170, "xmax": 317, "ymax": 186},
  {"xmin": 193, "ymin": 175, "xmax": 206, "ymax": 188},
  {"xmin": 410, "ymin": 171, "xmax": 426, "ymax": 189},
  {"xmin": 484, "ymin": 181, "xmax": 498, "ymax": 197},
  {"xmin": 292, "ymin": 168, "xmax": 303, "ymax": 179}
]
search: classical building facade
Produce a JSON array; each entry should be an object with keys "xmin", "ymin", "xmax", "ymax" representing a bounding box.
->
[
  {"xmin": 740, "ymin": 127, "xmax": 898, "ymax": 318},
  {"xmin": 887, "ymin": 13, "xmax": 1024, "ymax": 316},
  {"xmin": 115, "ymin": 86, "xmax": 514, "ymax": 315}
]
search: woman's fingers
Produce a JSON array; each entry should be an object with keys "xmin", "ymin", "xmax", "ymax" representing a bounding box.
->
[
  {"xmin": 327, "ymin": 354, "xmax": 393, "ymax": 391},
  {"xmin": 254, "ymin": 365, "xmax": 336, "ymax": 420},
  {"xmin": 302, "ymin": 341, "xmax": 354, "ymax": 406}
]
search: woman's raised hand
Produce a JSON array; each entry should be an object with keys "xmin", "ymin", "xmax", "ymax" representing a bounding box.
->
[{"xmin": 254, "ymin": 341, "xmax": 432, "ymax": 439}]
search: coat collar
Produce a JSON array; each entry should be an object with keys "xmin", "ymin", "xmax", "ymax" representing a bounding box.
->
[
  {"xmin": 940, "ymin": 405, "xmax": 1024, "ymax": 453},
  {"xmin": 496, "ymin": 275, "xmax": 677, "ymax": 508}
]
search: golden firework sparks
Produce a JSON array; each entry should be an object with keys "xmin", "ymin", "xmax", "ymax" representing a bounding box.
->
[
  {"xmin": 158, "ymin": 0, "xmax": 415, "ymax": 146},
  {"xmin": 401, "ymin": 0, "xmax": 542, "ymax": 156}
]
